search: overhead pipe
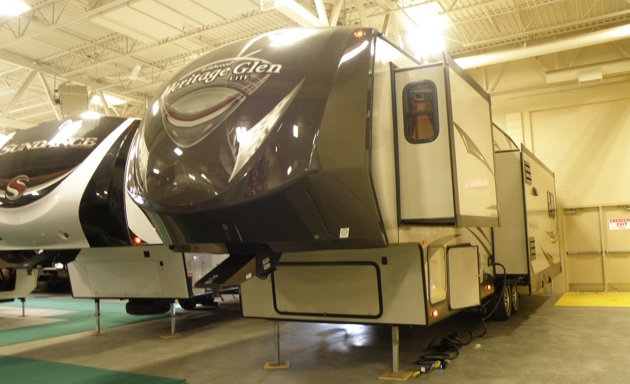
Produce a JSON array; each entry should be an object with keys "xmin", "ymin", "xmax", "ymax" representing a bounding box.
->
[
  {"xmin": 454, "ymin": 23, "xmax": 630, "ymax": 69},
  {"xmin": 545, "ymin": 58, "xmax": 630, "ymax": 84}
]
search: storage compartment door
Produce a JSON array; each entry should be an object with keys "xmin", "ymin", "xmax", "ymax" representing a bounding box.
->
[
  {"xmin": 68, "ymin": 245, "xmax": 189, "ymax": 299},
  {"xmin": 447, "ymin": 245, "xmax": 480, "ymax": 309},
  {"xmin": 272, "ymin": 262, "xmax": 382, "ymax": 318}
]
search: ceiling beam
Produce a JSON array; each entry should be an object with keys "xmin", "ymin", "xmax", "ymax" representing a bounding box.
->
[
  {"xmin": 0, "ymin": 117, "xmax": 36, "ymax": 130},
  {"xmin": 455, "ymin": 23, "xmax": 630, "ymax": 69},
  {"xmin": 37, "ymin": 72, "xmax": 62, "ymax": 121},
  {"xmin": 2, "ymin": 70, "xmax": 37, "ymax": 117},
  {"xmin": 0, "ymin": 50, "xmax": 143, "ymax": 104},
  {"xmin": 460, "ymin": 9, "xmax": 630, "ymax": 49},
  {"xmin": 97, "ymin": 90, "xmax": 113, "ymax": 117},
  {"xmin": 313, "ymin": 0, "xmax": 329, "ymax": 25},
  {"xmin": 329, "ymin": 0, "xmax": 344, "ymax": 26},
  {"xmin": 351, "ymin": 0, "xmax": 370, "ymax": 26},
  {"xmin": 0, "ymin": 0, "xmax": 131, "ymax": 50},
  {"xmin": 273, "ymin": 0, "xmax": 326, "ymax": 27}
]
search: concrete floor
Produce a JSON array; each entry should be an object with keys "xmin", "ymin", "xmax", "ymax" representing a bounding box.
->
[{"xmin": 1, "ymin": 292, "xmax": 629, "ymax": 383}]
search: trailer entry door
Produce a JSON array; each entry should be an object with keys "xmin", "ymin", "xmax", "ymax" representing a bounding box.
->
[{"xmin": 393, "ymin": 64, "xmax": 454, "ymax": 224}]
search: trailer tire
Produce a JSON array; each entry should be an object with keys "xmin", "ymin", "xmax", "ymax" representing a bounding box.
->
[
  {"xmin": 492, "ymin": 283, "xmax": 512, "ymax": 321},
  {"xmin": 510, "ymin": 285, "xmax": 519, "ymax": 314},
  {"xmin": 178, "ymin": 298, "xmax": 197, "ymax": 311},
  {"xmin": 126, "ymin": 299, "xmax": 171, "ymax": 315}
]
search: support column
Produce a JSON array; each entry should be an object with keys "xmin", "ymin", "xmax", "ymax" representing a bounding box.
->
[
  {"xmin": 20, "ymin": 297, "xmax": 25, "ymax": 317},
  {"xmin": 264, "ymin": 321, "xmax": 289, "ymax": 369}
]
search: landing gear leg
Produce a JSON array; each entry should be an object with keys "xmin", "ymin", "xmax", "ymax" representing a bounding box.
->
[
  {"xmin": 379, "ymin": 326, "xmax": 412, "ymax": 380},
  {"xmin": 160, "ymin": 300, "xmax": 182, "ymax": 339},
  {"xmin": 264, "ymin": 321, "xmax": 289, "ymax": 369},
  {"xmin": 89, "ymin": 299, "xmax": 106, "ymax": 336},
  {"xmin": 95, "ymin": 299, "xmax": 101, "ymax": 334}
]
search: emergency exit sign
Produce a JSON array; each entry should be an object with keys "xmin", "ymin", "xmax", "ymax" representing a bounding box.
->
[{"xmin": 609, "ymin": 218, "xmax": 630, "ymax": 230}]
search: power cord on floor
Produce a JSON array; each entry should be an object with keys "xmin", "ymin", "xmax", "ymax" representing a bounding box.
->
[
  {"xmin": 409, "ymin": 262, "xmax": 508, "ymax": 376},
  {"xmin": 410, "ymin": 320, "xmax": 482, "ymax": 374}
]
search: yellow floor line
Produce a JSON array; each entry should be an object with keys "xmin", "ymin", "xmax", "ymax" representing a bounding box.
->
[{"xmin": 555, "ymin": 292, "xmax": 630, "ymax": 307}]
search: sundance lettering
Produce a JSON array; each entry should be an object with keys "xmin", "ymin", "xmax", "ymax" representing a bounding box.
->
[{"xmin": 0, "ymin": 137, "xmax": 98, "ymax": 155}]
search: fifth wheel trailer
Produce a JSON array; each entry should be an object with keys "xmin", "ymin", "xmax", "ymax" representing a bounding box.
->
[
  {"xmin": 125, "ymin": 26, "xmax": 561, "ymax": 331},
  {"xmin": 0, "ymin": 116, "xmax": 198, "ymax": 313},
  {"xmin": 493, "ymin": 127, "xmax": 562, "ymax": 304}
]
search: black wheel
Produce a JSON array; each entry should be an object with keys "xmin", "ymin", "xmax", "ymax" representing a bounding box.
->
[
  {"xmin": 492, "ymin": 283, "xmax": 512, "ymax": 321},
  {"xmin": 178, "ymin": 298, "xmax": 197, "ymax": 310},
  {"xmin": 126, "ymin": 299, "xmax": 171, "ymax": 315},
  {"xmin": 510, "ymin": 285, "xmax": 520, "ymax": 314}
]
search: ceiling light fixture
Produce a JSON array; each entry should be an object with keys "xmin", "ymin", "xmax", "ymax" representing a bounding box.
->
[
  {"xmin": 403, "ymin": 3, "xmax": 447, "ymax": 59},
  {"xmin": 0, "ymin": 0, "xmax": 31, "ymax": 17}
]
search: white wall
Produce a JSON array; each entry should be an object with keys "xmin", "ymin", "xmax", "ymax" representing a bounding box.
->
[
  {"xmin": 491, "ymin": 80, "xmax": 630, "ymax": 209},
  {"xmin": 471, "ymin": 65, "xmax": 630, "ymax": 292}
]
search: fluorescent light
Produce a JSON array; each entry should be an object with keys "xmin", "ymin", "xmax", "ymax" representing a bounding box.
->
[{"xmin": 0, "ymin": 0, "xmax": 31, "ymax": 17}]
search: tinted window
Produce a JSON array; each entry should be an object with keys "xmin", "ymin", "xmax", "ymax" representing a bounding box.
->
[{"xmin": 403, "ymin": 81, "xmax": 438, "ymax": 143}]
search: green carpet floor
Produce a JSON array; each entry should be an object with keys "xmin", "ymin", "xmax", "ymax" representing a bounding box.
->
[
  {"xmin": 0, "ymin": 355, "xmax": 187, "ymax": 384},
  {"xmin": 0, "ymin": 298, "xmax": 168, "ymax": 347}
]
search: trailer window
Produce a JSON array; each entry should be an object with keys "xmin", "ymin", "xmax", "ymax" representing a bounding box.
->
[{"xmin": 403, "ymin": 81, "xmax": 438, "ymax": 143}]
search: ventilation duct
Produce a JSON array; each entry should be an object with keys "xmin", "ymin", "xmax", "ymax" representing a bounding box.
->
[
  {"xmin": 58, "ymin": 85, "xmax": 88, "ymax": 119},
  {"xmin": 545, "ymin": 58, "xmax": 630, "ymax": 84}
]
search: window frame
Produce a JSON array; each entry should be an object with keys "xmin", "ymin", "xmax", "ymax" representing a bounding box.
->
[{"xmin": 402, "ymin": 81, "xmax": 439, "ymax": 144}]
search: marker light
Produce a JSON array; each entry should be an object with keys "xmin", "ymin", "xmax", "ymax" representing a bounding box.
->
[
  {"xmin": 485, "ymin": 284, "xmax": 493, "ymax": 291},
  {"xmin": 430, "ymin": 309, "xmax": 439, "ymax": 318},
  {"xmin": 133, "ymin": 236, "xmax": 143, "ymax": 245},
  {"xmin": 353, "ymin": 30, "xmax": 367, "ymax": 39}
]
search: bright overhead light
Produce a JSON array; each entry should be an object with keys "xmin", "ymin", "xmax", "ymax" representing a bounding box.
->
[
  {"xmin": 405, "ymin": 3, "xmax": 447, "ymax": 32},
  {"xmin": 0, "ymin": 0, "xmax": 31, "ymax": 17},
  {"xmin": 403, "ymin": 3, "xmax": 447, "ymax": 58}
]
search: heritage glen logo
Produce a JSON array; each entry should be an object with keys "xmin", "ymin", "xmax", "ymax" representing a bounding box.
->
[
  {"xmin": 0, "ymin": 137, "xmax": 98, "ymax": 156},
  {"xmin": 164, "ymin": 58, "xmax": 282, "ymax": 95}
]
